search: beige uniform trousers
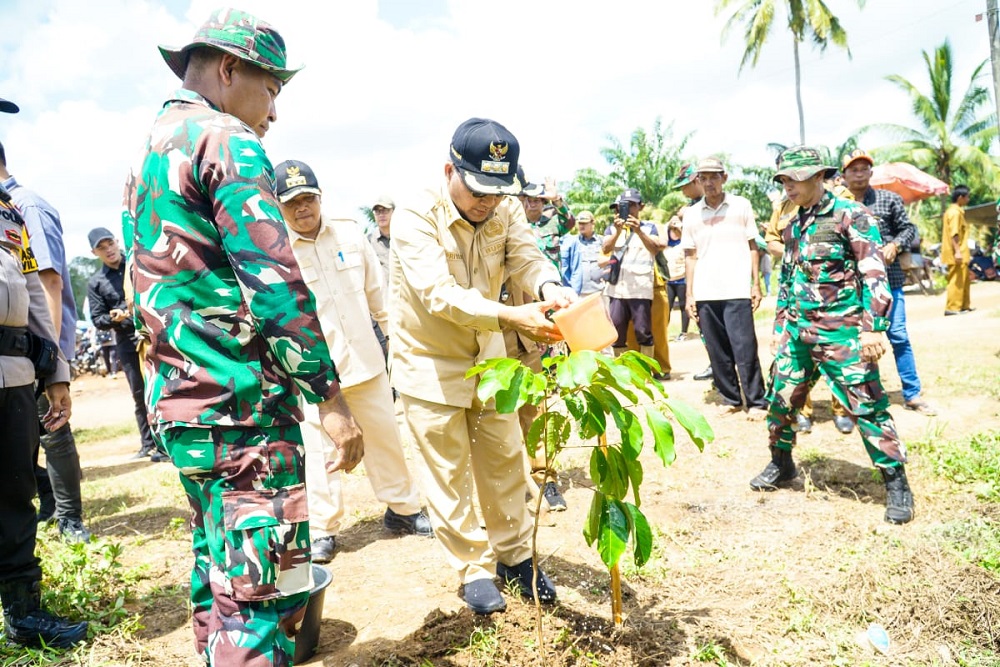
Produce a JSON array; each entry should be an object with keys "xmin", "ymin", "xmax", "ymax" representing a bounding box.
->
[
  {"xmin": 400, "ymin": 392, "xmax": 533, "ymax": 584},
  {"xmin": 302, "ymin": 372, "xmax": 421, "ymax": 540}
]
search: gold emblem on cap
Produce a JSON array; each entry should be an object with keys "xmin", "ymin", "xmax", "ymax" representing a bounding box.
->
[
  {"xmin": 284, "ymin": 165, "xmax": 307, "ymax": 189},
  {"xmin": 489, "ymin": 142, "xmax": 508, "ymax": 162}
]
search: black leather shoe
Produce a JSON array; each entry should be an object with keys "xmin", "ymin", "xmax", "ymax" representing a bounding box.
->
[
  {"xmin": 497, "ymin": 558, "xmax": 556, "ymax": 604},
  {"xmin": 881, "ymin": 466, "xmax": 914, "ymax": 524},
  {"xmin": 463, "ymin": 579, "xmax": 506, "ymax": 614},
  {"xmin": 1, "ymin": 580, "xmax": 88, "ymax": 649},
  {"xmin": 693, "ymin": 365, "xmax": 714, "ymax": 381},
  {"xmin": 795, "ymin": 413, "xmax": 813, "ymax": 433},
  {"xmin": 57, "ymin": 517, "xmax": 92, "ymax": 544},
  {"xmin": 541, "ymin": 482, "xmax": 567, "ymax": 511},
  {"xmin": 833, "ymin": 415, "xmax": 855, "ymax": 434},
  {"xmin": 749, "ymin": 447, "xmax": 798, "ymax": 491},
  {"xmin": 149, "ymin": 451, "xmax": 170, "ymax": 463},
  {"xmin": 311, "ymin": 536, "xmax": 336, "ymax": 564},
  {"xmin": 383, "ymin": 508, "xmax": 434, "ymax": 536}
]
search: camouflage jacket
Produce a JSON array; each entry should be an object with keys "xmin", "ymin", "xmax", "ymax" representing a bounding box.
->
[
  {"xmin": 529, "ymin": 204, "xmax": 573, "ymax": 267},
  {"xmin": 774, "ymin": 191, "xmax": 891, "ymax": 344},
  {"xmin": 121, "ymin": 88, "xmax": 339, "ymax": 430}
]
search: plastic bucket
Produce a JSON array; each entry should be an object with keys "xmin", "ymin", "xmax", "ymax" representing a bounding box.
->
[
  {"xmin": 551, "ymin": 292, "xmax": 618, "ymax": 351},
  {"xmin": 294, "ymin": 564, "xmax": 332, "ymax": 664}
]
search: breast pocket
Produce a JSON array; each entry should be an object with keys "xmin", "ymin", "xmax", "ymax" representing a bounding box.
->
[
  {"xmin": 447, "ymin": 255, "xmax": 469, "ymax": 288},
  {"xmin": 800, "ymin": 243, "xmax": 846, "ymax": 283},
  {"xmin": 333, "ymin": 244, "xmax": 365, "ymax": 292}
]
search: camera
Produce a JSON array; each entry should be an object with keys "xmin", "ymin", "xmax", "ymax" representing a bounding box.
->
[{"xmin": 617, "ymin": 199, "xmax": 631, "ymax": 222}]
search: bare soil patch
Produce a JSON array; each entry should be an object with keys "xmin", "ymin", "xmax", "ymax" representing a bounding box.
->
[{"xmin": 61, "ymin": 281, "xmax": 1000, "ymax": 666}]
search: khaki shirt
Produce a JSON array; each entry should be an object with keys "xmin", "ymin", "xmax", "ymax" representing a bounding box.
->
[
  {"xmin": 390, "ymin": 185, "xmax": 561, "ymax": 408},
  {"xmin": 288, "ymin": 217, "xmax": 388, "ymax": 389},
  {"xmin": 941, "ymin": 203, "xmax": 969, "ymax": 265},
  {"xmin": 0, "ymin": 190, "xmax": 69, "ymax": 388}
]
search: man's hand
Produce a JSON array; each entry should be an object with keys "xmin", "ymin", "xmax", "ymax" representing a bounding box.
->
[
  {"xmin": 540, "ymin": 283, "xmax": 577, "ymax": 308},
  {"xmin": 750, "ymin": 282, "xmax": 763, "ymax": 311},
  {"xmin": 110, "ymin": 308, "xmax": 128, "ymax": 323},
  {"xmin": 317, "ymin": 391, "xmax": 364, "ymax": 473},
  {"xmin": 883, "ymin": 242, "xmax": 899, "ymax": 264},
  {"xmin": 860, "ymin": 331, "xmax": 888, "ymax": 363},
  {"xmin": 544, "ymin": 177, "xmax": 560, "ymax": 202},
  {"xmin": 685, "ymin": 296, "xmax": 698, "ymax": 323},
  {"xmin": 42, "ymin": 382, "xmax": 71, "ymax": 432},
  {"xmin": 499, "ymin": 301, "xmax": 563, "ymax": 343}
]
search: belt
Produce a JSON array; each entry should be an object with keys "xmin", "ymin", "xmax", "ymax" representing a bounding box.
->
[{"xmin": 0, "ymin": 325, "xmax": 30, "ymax": 357}]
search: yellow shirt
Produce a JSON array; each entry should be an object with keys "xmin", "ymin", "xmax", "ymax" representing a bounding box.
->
[
  {"xmin": 941, "ymin": 203, "xmax": 969, "ymax": 265},
  {"xmin": 287, "ymin": 216, "xmax": 388, "ymax": 388},
  {"xmin": 389, "ymin": 185, "xmax": 561, "ymax": 408}
]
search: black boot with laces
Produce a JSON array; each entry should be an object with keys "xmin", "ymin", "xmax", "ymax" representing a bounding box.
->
[
  {"xmin": 749, "ymin": 446, "xmax": 798, "ymax": 491},
  {"xmin": 880, "ymin": 465, "xmax": 914, "ymax": 524},
  {"xmin": 1, "ymin": 579, "xmax": 88, "ymax": 649}
]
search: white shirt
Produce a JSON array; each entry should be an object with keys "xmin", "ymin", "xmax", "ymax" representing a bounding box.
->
[
  {"xmin": 681, "ymin": 194, "xmax": 757, "ymax": 301},
  {"xmin": 287, "ymin": 216, "xmax": 388, "ymax": 388}
]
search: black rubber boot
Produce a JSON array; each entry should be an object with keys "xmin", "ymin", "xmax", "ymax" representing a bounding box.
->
[
  {"xmin": 0, "ymin": 579, "xmax": 88, "ymax": 649},
  {"xmin": 749, "ymin": 446, "xmax": 798, "ymax": 491},
  {"xmin": 881, "ymin": 465, "xmax": 914, "ymax": 525}
]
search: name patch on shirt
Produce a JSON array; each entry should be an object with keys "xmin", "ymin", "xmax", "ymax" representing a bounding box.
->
[
  {"xmin": 482, "ymin": 241, "xmax": 504, "ymax": 256},
  {"xmin": 445, "ymin": 251, "xmax": 462, "ymax": 261}
]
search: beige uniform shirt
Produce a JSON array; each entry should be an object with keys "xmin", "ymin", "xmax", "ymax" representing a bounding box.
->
[
  {"xmin": 390, "ymin": 185, "xmax": 561, "ymax": 408},
  {"xmin": 0, "ymin": 198, "xmax": 69, "ymax": 388},
  {"xmin": 287, "ymin": 217, "xmax": 387, "ymax": 389}
]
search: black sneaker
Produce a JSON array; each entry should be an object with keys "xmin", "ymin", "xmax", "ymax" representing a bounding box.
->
[
  {"xmin": 310, "ymin": 536, "xmax": 337, "ymax": 564},
  {"xmin": 383, "ymin": 508, "xmax": 433, "ymax": 536},
  {"xmin": 881, "ymin": 466, "xmax": 914, "ymax": 525},
  {"xmin": 749, "ymin": 447, "xmax": 798, "ymax": 491},
  {"xmin": 57, "ymin": 517, "xmax": 91, "ymax": 544},
  {"xmin": 497, "ymin": 558, "xmax": 556, "ymax": 604},
  {"xmin": 541, "ymin": 482, "xmax": 567, "ymax": 511},
  {"xmin": 149, "ymin": 450, "xmax": 170, "ymax": 463},
  {"xmin": 463, "ymin": 579, "xmax": 506, "ymax": 614}
]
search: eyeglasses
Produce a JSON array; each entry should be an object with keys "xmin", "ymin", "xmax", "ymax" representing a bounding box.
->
[{"xmin": 454, "ymin": 170, "xmax": 502, "ymax": 200}]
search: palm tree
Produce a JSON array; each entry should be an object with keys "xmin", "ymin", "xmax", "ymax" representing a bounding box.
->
[
  {"xmin": 858, "ymin": 40, "xmax": 998, "ymax": 190},
  {"xmin": 716, "ymin": 0, "xmax": 864, "ymax": 144}
]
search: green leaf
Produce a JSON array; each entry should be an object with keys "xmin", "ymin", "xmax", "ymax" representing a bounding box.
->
[
  {"xmin": 472, "ymin": 358, "xmax": 521, "ymax": 405},
  {"xmin": 611, "ymin": 409, "xmax": 644, "ymax": 460},
  {"xmin": 494, "ymin": 366, "xmax": 525, "ymax": 413},
  {"xmin": 624, "ymin": 503, "xmax": 653, "ymax": 567},
  {"xmin": 616, "ymin": 352, "xmax": 657, "ymax": 399},
  {"xmin": 592, "ymin": 446, "xmax": 629, "ymax": 500},
  {"xmin": 664, "ymin": 398, "xmax": 715, "ymax": 452},
  {"xmin": 555, "ymin": 354, "xmax": 576, "ymax": 389},
  {"xmin": 583, "ymin": 491, "xmax": 605, "ymax": 546},
  {"xmin": 597, "ymin": 499, "xmax": 631, "ymax": 569},
  {"xmin": 567, "ymin": 350, "xmax": 601, "ymax": 386},
  {"xmin": 646, "ymin": 407, "xmax": 677, "ymax": 467},
  {"xmin": 590, "ymin": 448, "xmax": 609, "ymax": 493},
  {"xmin": 564, "ymin": 393, "xmax": 586, "ymax": 422},
  {"xmin": 525, "ymin": 411, "xmax": 570, "ymax": 460},
  {"xmin": 624, "ymin": 456, "xmax": 644, "ymax": 507},
  {"xmin": 593, "ymin": 366, "xmax": 638, "ymax": 404},
  {"xmin": 578, "ymin": 390, "xmax": 607, "ymax": 439}
]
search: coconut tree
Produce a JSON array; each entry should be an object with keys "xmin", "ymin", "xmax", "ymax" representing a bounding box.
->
[
  {"xmin": 716, "ymin": 0, "xmax": 865, "ymax": 144},
  {"xmin": 858, "ymin": 40, "xmax": 998, "ymax": 191}
]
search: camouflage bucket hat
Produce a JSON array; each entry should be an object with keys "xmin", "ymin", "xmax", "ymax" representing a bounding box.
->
[
  {"xmin": 671, "ymin": 163, "xmax": 697, "ymax": 189},
  {"xmin": 159, "ymin": 8, "xmax": 302, "ymax": 83},
  {"xmin": 773, "ymin": 146, "xmax": 837, "ymax": 183}
]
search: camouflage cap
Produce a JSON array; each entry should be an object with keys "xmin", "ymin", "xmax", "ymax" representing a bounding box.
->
[
  {"xmin": 671, "ymin": 162, "xmax": 697, "ymax": 189},
  {"xmin": 159, "ymin": 8, "xmax": 302, "ymax": 83},
  {"xmin": 773, "ymin": 146, "xmax": 837, "ymax": 183}
]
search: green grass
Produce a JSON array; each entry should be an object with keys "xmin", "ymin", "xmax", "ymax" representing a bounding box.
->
[
  {"xmin": 74, "ymin": 421, "xmax": 137, "ymax": 446},
  {"xmin": 934, "ymin": 518, "xmax": 1000, "ymax": 575},
  {"xmin": 910, "ymin": 430, "xmax": 1000, "ymax": 501}
]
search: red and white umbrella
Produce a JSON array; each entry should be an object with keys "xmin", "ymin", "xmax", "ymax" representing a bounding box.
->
[{"xmin": 870, "ymin": 162, "xmax": 950, "ymax": 204}]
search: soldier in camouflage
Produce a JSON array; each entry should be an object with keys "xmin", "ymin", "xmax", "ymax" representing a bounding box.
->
[
  {"xmin": 750, "ymin": 147, "xmax": 914, "ymax": 525},
  {"xmin": 121, "ymin": 10, "xmax": 363, "ymax": 666}
]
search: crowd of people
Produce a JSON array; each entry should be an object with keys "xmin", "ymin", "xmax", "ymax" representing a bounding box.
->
[{"xmin": 1, "ymin": 7, "xmax": 996, "ymax": 665}]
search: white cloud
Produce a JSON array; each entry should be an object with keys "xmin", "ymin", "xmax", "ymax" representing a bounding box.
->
[{"xmin": 0, "ymin": 0, "xmax": 992, "ymax": 261}]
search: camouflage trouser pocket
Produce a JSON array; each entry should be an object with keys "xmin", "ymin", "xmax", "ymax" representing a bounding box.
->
[{"xmin": 221, "ymin": 483, "xmax": 312, "ymax": 602}]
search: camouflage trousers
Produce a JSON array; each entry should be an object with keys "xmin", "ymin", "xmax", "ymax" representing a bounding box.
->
[
  {"xmin": 162, "ymin": 424, "xmax": 312, "ymax": 667},
  {"xmin": 767, "ymin": 331, "xmax": 906, "ymax": 467}
]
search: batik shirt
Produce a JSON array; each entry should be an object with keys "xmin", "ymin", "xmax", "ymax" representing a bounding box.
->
[
  {"xmin": 774, "ymin": 191, "xmax": 891, "ymax": 344},
  {"xmin": 121, "ymin": 88, "xmax": 339, "ymax": 430}
]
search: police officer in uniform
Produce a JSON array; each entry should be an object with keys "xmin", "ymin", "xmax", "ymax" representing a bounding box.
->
[{"xmin": 0, "ymin": 95, "xmax": 89, "ymax": 648}]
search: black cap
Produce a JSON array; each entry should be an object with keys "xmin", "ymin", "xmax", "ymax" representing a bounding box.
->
[
  {"xmin": 608, "ymin": 188, "xmax": 643, "ymax": 210},
  {"xmin": 274, "ymin": 160, "xmax": 322, "ymax": 203},
  {"xmin": 516, "ymin": 166, "xmax": 544, "ymax": 197},
  {"xmin": 449, "ymin": 118, "xmax": 521, "ymax": 195},
  {"xmin": 88, "ymin": 227, "xmax": 116, "ymax": 249},
  {"xmin": 0, "ymin": 98, "xmax": 19, "ymax": 114}
]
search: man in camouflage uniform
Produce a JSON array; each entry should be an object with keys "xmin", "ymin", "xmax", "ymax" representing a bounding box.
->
[
  {"xmin": 751, "ymin": 147, "xmax": 914, "ymax": 525},
  {"xmin": 121, "ymin": 11, "xmax": 363, "ymax": 666},
  {"xmin": 517, "ymin": 167, "xmax": 575, "ymax": 268}
]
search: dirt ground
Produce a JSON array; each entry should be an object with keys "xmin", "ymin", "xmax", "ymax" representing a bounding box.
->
[{"xmin": 65, "ymin": 281, "xmax": 1000, "ymax": 666}]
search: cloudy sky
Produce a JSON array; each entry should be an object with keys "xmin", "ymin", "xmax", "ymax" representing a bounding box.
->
[{"xmin": 0, "ymin": 0, "xmax": 993, "ymax": 258}]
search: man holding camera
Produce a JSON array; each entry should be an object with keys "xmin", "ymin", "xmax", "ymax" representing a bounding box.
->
[
  {"xmin": 601, "ymin": 188, "xmax": 666, "ymax": 367},
  {"xmin": 0, "ymin": 94, "xmax": 89, "ymax": 649}
]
